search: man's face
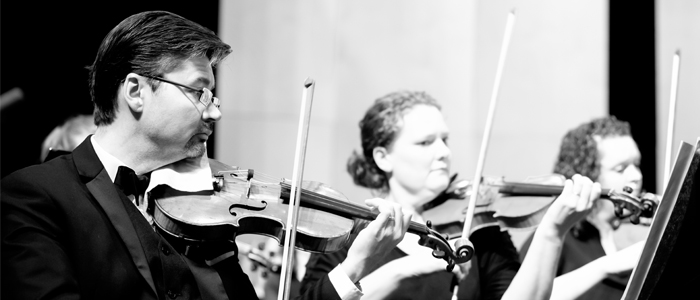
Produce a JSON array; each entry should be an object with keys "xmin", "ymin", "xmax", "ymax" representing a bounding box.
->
[
  {"xmin": 143, "ymin": 56, "xmax": 221, "ymax": 159},
  {"xmin": 595, "ymin": 135, "xmax": 642, "ymax": 221},
  {"xmin": 384, "ymin": 105, "xmax": 451, "ymax": 208}
]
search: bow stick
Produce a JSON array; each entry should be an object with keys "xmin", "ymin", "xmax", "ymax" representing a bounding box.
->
[
  {"xmin": 460, "ymin": 10, "xmax": 516, "ymax": 241},
  {"xmin": 451, "ymin": 10, "xmax": 516, "ymax": 300},
  {"xmin": 278, "ymin": 77, "xmax": 316, "ymax": 300},
  {"xmin": 662, "ymin": 50, "xmax": 681, "ymax": 189}
]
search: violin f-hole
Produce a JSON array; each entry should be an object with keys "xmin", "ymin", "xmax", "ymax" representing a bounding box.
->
[{"xmin": 230, "ymin": 201, "xmax": 268, "ymax": 216}]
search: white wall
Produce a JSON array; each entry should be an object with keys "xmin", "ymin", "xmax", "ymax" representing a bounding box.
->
[
  {"xmin": 473, "ymin": 0, "xmax": 607, "ymax": 180},
  {"xmin": 655, "ymin": 0, "xmax": 700, "ymax": 192},
  {"xmin": 216, "ymin": 0, "xmax": 608, "ymax": 247}
]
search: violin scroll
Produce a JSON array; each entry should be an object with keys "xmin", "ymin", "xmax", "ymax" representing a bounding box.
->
[
  {"xmin": 416, "ymin": 221, "xmax": 473, "ymax": 272},
  {"xmin": 608, "ymin": 188, "xmax": 659, "ymax": 225},
  {"xmin": 608, "ymin": 188, "xmax": 658, "ymax": 224},
  {"xmin": 640, "ymin": 193, "xmax": 660, "ymax": 218}
]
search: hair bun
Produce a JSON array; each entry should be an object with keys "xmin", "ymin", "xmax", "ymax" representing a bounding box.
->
[{"xmin": 347, "ymin": 150, "xmax": 386, "ymax": 190}]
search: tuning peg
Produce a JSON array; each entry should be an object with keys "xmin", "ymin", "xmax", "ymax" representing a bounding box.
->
[{"xmin": 614, "ymin": 204, "xmax": 625, "ymax": 218}]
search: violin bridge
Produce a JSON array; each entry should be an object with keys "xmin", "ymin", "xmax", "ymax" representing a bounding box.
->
[
  {"xmin": 217, "ymin": 169, "xmax": 256, "ymax": 200},
  {"xmin": 245, "ymin": 179, "xmax": 252, "ymax": 199}
]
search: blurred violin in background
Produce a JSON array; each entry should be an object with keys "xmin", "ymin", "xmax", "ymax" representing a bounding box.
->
[
  {"xmin": 422, "ymin": 173, "xmax": 659, "ymax": 239},
  {"xmin": 237, "ymin": 238, "xmax": 307, "ymax": 300}
]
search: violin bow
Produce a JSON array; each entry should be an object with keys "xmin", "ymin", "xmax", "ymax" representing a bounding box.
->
[
  {"xmin": 278, "ymin": 77, "xmax": 316, "ymax": 300},
  {"xmin": 452, "ymin": 10, "xmax": 516, "ymax": 299},
  {"xmin": 460, "ymin": 10, "xmax": 516, "ymax": 242},
  {"xmin": 662, "ymin": 50, "xmax": 681, "ymax": 189}
]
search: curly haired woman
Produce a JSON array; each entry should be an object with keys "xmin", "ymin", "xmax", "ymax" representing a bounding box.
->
[{"xmin": 519, "ymin": 116, "xmax": 654, "ymax": 300}]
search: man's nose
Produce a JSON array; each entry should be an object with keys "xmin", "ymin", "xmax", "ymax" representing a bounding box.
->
[{"xmin": 203, "ymin": 103, "xmax": 222, "ymax": 122}]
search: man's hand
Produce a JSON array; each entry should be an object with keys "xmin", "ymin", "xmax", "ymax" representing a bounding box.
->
[{"xmin": 341, "ymin": 198, "xmax": 412, "ymax": 282}]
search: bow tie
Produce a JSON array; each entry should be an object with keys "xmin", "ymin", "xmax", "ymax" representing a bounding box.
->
[{"xmin": 114, "ymin": 166, "xmax": 151, "ymax": 205}]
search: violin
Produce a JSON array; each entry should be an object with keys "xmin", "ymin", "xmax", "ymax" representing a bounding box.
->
[
  {"xmin": 149, "ymin": 159, "xmax": 471, "ymax": 272},
  {"xmin": 422, "ymin": 174, "xmax": 659, "ymax": 239},
  {"xmin": 238, "ymin": 240, "xmax": 286, "ymax": 278},
  {"xmin": 238, "ymin": 239, "xmax": 304, "ymax": 300}
]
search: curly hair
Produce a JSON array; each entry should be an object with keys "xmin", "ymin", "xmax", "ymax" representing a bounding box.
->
[
  {"xmin": 554, "ymin": 116, "xmax": 632, "ymax": 237},
  {"xmin": 88, "ymin": 11, "xmax": 232, "ymax": 126},
  {"xmin": 347, "ymin": 90, "xmax": 441, "ymax": 192},
  {"xmin": 553, "ymin": 116, "xmax": 632, "ymax": 180}
]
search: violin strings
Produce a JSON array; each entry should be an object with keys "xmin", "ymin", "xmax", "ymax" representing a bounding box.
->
[{"xmin": 249, "ymin": 171, "xmax": 282, "ymax": 183}]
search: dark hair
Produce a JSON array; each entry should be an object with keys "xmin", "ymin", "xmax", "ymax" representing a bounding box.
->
[
  {"xmin": 553, "ymin": 116, "xmax": 632, "ymax": 180},
  {"xmin": 88, "ymin": 11, "xmax": 232, "ymax": 125},
  {"xmin": 347, "ymin": 90, "xmax": 441, "ymax": 192}
]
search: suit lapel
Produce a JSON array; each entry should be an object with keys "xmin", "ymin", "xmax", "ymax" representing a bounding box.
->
[{"xmin": 72, "ymin": 137, "xmax": 158, "ymax": 295}]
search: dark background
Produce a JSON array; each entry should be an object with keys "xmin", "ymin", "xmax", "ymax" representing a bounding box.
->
[
  {"xmin": 609, "ymin": 0, "xmax": 657, "ymax": 193},
  {"xmin": 1, "ymin": 1, "xmax": 658, "ymax": 193},
  {"xmin": 1, "ymin": 0, "xmax": 220, "ymax": 178}
]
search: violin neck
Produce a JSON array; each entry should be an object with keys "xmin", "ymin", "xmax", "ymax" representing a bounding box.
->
[
  {"xmin": 279, "ymin": 182, "xmax": 430, "ymax": 235},
  {"xmin": 498, "ymin": 182, "xmax": 611, "ymax": 199},
  {"xmin": 407, "ymin": 222, "xmax": 431, "ymax": 236}
]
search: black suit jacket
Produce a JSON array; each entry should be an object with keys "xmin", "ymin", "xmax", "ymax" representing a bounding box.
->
[{"xmin": 2, "ymin": 138, "xmax": 339, "ymax": 300}]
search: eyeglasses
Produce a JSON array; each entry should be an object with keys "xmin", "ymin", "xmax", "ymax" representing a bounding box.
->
[{"xmin": 142, "ymin": 75, "xmax": 220, "ymax": 108}]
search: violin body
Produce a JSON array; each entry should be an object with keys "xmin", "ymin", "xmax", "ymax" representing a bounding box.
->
[
  {"xmin": 151, "ymin": 160, "xmax": 357, "ymax": 254},
  {"xmin": 423, "ymin": 175, "xmax": 562, "ymax": 238}
]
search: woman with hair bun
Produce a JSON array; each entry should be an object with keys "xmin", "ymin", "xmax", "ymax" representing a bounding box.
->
[{"xmin": 300, "ymin": 90, "xmax": 602, "ymax": 300}]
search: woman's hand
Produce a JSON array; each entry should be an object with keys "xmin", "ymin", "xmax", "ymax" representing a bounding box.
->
[
  {"xmin": 539, "ymin": 174, "xmax": 602, "ymax": 239},
  {"xmin": 503, "ymin": 175, "xmax": 601, "ymax": 300},
  {"xmin": 341, "ymin": 198, "xmax": 412, "ymax": 283}
]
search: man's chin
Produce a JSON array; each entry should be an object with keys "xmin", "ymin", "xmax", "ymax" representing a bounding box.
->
[{"xmin": 184, "ymin": 142, "xmax": 207, "ymax": 159}]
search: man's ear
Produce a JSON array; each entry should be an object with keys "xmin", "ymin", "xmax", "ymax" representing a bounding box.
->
[
  {"xmin": 373, "ymin": 147, "xmax": 393, "ymax": 173},
  {"xmin": 122, "ymin": 73, "xmax": 146, "ymax": 113}
]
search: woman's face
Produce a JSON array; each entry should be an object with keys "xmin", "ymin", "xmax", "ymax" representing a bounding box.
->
[
  {"xmin": 380, "ymin": 105, "xmax": 451, "ymax": 208},
  {"xmin": 594, "ymin": 135, "xmax": 643, "ymax": 223}
]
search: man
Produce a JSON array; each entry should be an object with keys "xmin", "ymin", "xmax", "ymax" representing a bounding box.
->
[
  {"xmin": 2, "ymin": 11, "xmax": 409, "ymax": 300},
  {"xmin": 519, "ymin": 116, "xmax": 655, "ymax": 300}
]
